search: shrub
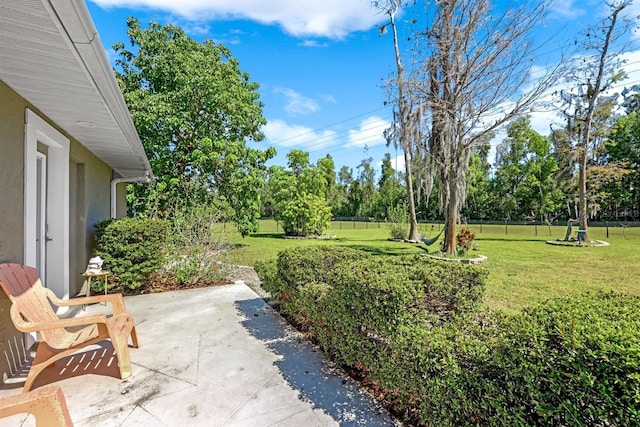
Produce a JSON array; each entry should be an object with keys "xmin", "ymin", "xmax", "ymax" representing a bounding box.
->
[
  {"xmin": 478, "ymin": 291, "xmax": 640, "ymax": 426},
  {"xmin": 278, "ymin": 193, "xmax": 332, "ymax": 236},
  {"xmin": 456, "ymin": 226, "xmax": 476, "ymax": 254},
  {"xmin": 386, "ymin": 203, "xmax": 409, "ymax": 240},
  {"xmin": 256, "ymin": 246, "xmax": 487, "ymax": 379},
  {"xmin": 257, "ymin": 246, "xmax": 640, "ymax": 426},
  {"xmin": 93, "ymin": 217, "xmax": 169, "ymax": 292},
  {"xmin": 162, "ymin": 204, "xmax": 229, "ymax": 286}
]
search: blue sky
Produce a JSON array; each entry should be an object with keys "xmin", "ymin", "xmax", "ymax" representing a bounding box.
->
[{"xmin": 86, "ymin": 0, "xmax": 640, "ymax": 174}]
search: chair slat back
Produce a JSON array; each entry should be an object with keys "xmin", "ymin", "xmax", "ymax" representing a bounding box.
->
[{"xmin": 0, "ymin": 263, "xmax": 62, "ymax": 326}]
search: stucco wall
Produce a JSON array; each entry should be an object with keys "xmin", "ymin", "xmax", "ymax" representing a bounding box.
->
[
  {"xmin": 0, "ymin": 81, "xmax": 26, "ymax": 264},
  {"xmin": 0, "ymin": 80, "xmax": 27, "ymax": 383},
  {"xmin": 0, "ymin": 80, "xmax": 119, "ymax": 383},
  {"xmin": 69, "ymin": 141, "xmax": 113, "ymax": 296}
]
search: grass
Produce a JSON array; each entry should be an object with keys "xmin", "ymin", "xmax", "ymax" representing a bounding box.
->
[{"xmin": 222, "ymin": 219, "xmax": 640, "ymax": 312}]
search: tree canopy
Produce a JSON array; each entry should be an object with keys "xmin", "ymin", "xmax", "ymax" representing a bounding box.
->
[
  {"xmin": 269, "ymin": 150, "xmax": 332, "ymax": 236},
  {"xmin": 114, "ymin": 18, "xmax": 274, "ymax": 236}
]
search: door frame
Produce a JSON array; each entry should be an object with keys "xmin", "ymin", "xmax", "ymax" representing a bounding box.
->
[
  {"xmin": 35, "ymin": 151, "xmax": 47, "ymax": 279},
  {"xmin": 24, "ymin": 109, "xmax": 70, "ymax": 301}
]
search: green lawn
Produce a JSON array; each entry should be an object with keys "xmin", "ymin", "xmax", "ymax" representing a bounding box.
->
[{"xmin": 223, "ymin": 220, "xmax": 640, "ymax": 312}]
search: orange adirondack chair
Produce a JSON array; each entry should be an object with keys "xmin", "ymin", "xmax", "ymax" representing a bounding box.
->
[
  {"xmin": 0, "ymin": 385, "xmax": 73, "ymax": 426},
  {"xmin": 0, "ymin": 263, "xmax": 138, "ymax": 392}
]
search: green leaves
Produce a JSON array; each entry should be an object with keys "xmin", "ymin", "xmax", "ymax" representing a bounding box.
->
[
  {"xmin": 114, "ymin": 18, "xmax": 273, "ymax": 234},
  {"xmin": 270, "ymin": 150, "xmax": 333, "ymax": 236},
  {"xmin": 257, "ymin": 246, "xmax": 640, "ymax": 425}
]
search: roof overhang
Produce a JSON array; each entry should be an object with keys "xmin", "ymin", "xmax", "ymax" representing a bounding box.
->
[{"xmin": 0, "ymin": 0, "xmax": 151, "ymax": 179}]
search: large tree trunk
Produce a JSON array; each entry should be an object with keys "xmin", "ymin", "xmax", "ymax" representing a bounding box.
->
[
  {"xmin": 404, "ymin": 148, "xmax": 420, "ymax": 241},
  {"xmin": 576, "ymin": 3, "xmax": 627, "ymax": 243},
  {"xmin": 578, "ymin": 147, "xmax": 589, "ymax": 241},
  {"xmin": 443, "ymin": 182, "xmax": 458, "ymax": 254}
]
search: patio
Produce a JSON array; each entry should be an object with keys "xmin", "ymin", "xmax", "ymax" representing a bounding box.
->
[{"xmin": 0, "ymin": 283, "xmax": 397, "ymax": 426}]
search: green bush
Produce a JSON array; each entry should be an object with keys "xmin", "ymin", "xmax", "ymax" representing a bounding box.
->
[
  {"xmin": 478, "ymin": 291, "xmax": 640, "ymax": 426},
  {"xmin": 257, "ymin": 246, "xmax": 640, "ymax": 426},
  {"xmin": 386, "ymin": 202, "xmax": 409, "ymax": 240},
  {"xmin": 278, "ymin": 193, "xmax": 332, "ymax": 236},
  {"xmin": 93, "ymin": 217, "xmax": 169, "ymax": 292}
]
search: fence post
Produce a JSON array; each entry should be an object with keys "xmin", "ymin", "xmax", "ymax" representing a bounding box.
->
[
  {"xmin": 606, "ymin": 221, "xmax": 609, "ymax": 238},
  {"xmin": 535, "ymin": 223, "xmax": 538, "ymax": 236},
  {"xmin": 505, "ymin": 219, "xmax": 508, "ymax": 235}
]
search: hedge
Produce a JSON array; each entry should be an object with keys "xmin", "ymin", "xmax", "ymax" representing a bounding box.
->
[{"xmin": 256, "ymin": 246, "xmax": 640, "ymax": 426}]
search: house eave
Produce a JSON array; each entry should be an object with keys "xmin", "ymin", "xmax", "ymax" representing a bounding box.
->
[{"xmin": 0, "ymin": 0, "xmax": 151, "ymax": 179}]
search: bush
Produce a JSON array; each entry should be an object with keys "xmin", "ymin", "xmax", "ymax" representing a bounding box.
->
[
  {"xmin": 278, "ymin": 193, "xmax": 332, "ymax": 236},
  {"xmin": 93, "ymin": 217, "xmax": 169, "ymax": 292},
  {"xmin": 257, "ymin": 247, "xmax": 640, "ymax": 426},
  {"xmin": 478, "ymin": 291, "xmax": 640, "ymax": 426},
  {"xmin": 386, "ymin": 203, "xmax": 409, "ymax": 240},
  {"xmin": 256, "ymin": 246, "xmax": 487, "ymax": 382},
  {"xmin": 162, "ymin": 204, "xmax": 229, "ymax": 286},
  {"xmin": 456, "ymin": 226, "xmax": 476, "ymax": 254}
]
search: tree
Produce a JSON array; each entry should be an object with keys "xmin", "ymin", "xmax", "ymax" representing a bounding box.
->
[
  {"xmin": 560, "ymin": 1, "xmax": 633, "ymax": 240},
  {"xmin": 605, "ymin": 110, "xmax": 640, "ymax": 218},
  {"xmin": 493, "ymin": 117, "xmax": 561, "ymax": 222},
  {"xmin": 420, "ymin": 0, "xmax": 560, "ymax": 254},
  {"xmin": 114, "ymin": 18, "xmax": 274, "ymax": 236},
  {"xmin": 333, "ymin": 165, "xmax": 354, "ymax": 216},
  {"xmin": 355, "ymin": 157, "xmax": 377, "ymax": 217},
  {"xmin": 377, "ymin": 0, "xmax": 422, "ymax": 242},
  {"xmin": 375, "ymin": 153, "xmax": 406, "ymax": 219},
  {"xmin": 378, "ymin": 0, "xmax": 560, "ymax": 253},
  {"xmin": 270, "ymin": 150, "xmax": 332, "ymax": 236},
  {"xmin": 463, "ymin": 134, "xmax": 493, "ymax": 221},
  {"xmin": 316, "ymin": 155, "xmax": 338, "ymax": 206}
]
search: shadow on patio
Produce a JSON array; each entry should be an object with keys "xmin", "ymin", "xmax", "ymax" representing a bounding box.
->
[{"xmin": 0, "ymin": 283, "xmax": 398, "ymax": 426}]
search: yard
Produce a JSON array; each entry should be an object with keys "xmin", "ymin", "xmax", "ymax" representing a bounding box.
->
[{"xmin": 223, "ymin": 219, "xmax": 640, "ymax": 312}]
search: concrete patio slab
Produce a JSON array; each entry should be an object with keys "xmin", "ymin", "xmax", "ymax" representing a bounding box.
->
[{"xmin": 0, "ymin": 283, "xmax": 399, "ymax": 426}]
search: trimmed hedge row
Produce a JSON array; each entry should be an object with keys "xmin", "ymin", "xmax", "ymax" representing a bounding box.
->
[{"xmin": 256, "ymin": 246, "xmax": 640, "ymax": 426}]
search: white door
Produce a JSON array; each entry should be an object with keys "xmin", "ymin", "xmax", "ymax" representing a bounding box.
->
[
  {"xmin": 24, "ymin": 109, "xmax": 70, "ymax": 303},
  {"xmin": 35, "ymin": 152, "xmax": 48, "ymax": 284}
]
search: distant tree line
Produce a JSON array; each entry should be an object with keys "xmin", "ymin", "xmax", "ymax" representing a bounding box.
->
[{"xmin": 258, "ymin": 99, "xmax": 640, "ymax": 226}]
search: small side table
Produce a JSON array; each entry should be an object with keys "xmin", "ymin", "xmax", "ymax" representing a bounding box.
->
[{"xmin": 81, "ymin": 270, "xmax": 110, "ymax": 308}]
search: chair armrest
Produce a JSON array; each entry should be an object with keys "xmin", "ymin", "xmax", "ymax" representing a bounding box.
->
[
  {"xmin": 9, "ymin": 305, "xmax": 107, "ymax": 333},
  {"xmin": 49, "ymin": 289, "xmax": 129, "ymax": 316},
  {"xmin": 0, "ymin": 385, "xmax": 73, "ymax": 426}
]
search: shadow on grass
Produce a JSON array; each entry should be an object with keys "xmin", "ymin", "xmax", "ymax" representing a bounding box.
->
[
  {"xmin": 228, "ymin": 242, "xmax": 250, "ymax": 250},
  {"xmin": 248, "ymin": 233, "xmax": 284, "ymax": 239},
  {"xmin": 476, "ymin": 237, "xmax": 550, "ymax": 243},
  {"xmin": 344, "ymin": 244, "xmax": 423, "ymax": 257},
  {"xmin": 248, "ymin": 233, "xmax": 347, "ymax": 242}
]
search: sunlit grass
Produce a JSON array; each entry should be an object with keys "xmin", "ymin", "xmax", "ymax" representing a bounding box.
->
[{"xmin": 222, "ymin": 219, "xmax": 640, "ymax": 312}]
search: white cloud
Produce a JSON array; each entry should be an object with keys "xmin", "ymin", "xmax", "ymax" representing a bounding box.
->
[
  {"xmin": 346, "ymin": 116, "xmax": 389, "ymax": 148},
  {"xmin": 91, "ymin": 0, "xmax": 385, "ymax": 38},
  {"xmin": 550, "ymin": 0, "xmax": 587, "ymax": 20},
  {"xmin": 263, "ymin": 119, "xmax": 337, "ymax": 150},
  {"xmin": 300, "ymin": 40, "xmax": 329, "ymax": 48},
  {"xmin": 274, "ymin": 87, "xmax": 320, "ymax": 115},
  {"xmin": 263, "ymin": 115, "xmax": 390, "ymax": 155},
  {"xmin": 384, "ymin": 154, "xmax": 405, "ymax": 173}
]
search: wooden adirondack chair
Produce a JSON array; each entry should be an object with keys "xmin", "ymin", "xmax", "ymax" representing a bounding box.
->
[
  {"xmin": 0, "ymin": 385, "xmax": 73, "ymax": 426},
  {"xmin": 0, "ymin": 263, "xmax": 138, "ymax": 392}
]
